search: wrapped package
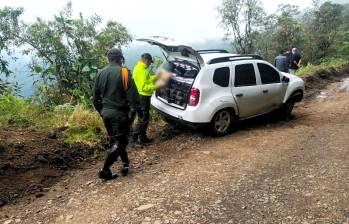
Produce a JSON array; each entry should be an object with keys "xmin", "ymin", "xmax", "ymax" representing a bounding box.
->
[{"xmin": 156, "ymin": 68, "xmax": 174, "ymax": 88}]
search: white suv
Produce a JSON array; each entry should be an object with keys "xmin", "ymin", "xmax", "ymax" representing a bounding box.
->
[{"xmin": 138, "ymin": 37, "xmax": 305, "ymax": 136}]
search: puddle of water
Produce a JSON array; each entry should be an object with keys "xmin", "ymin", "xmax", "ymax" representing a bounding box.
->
[
  {"xmin": 316, "ymin": 91, "xmax": 328, "ymax": 102},
  {"xmin": 316, "ymin": 77, "xmax": 349, "ymax": 102},
  {"xmin": 340, "ymin": 77, "xmax": 349, "ymax": 92}
]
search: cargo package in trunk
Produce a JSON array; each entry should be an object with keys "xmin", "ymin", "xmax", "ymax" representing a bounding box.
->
[{"xmin": 156, "ymin": 61, "xmax": 198, "ymax": 108}]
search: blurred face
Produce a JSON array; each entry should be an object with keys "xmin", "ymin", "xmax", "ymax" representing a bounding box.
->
[{"xmin": 143, "ymin": 58, "xmax": 152, "ymax": 67}]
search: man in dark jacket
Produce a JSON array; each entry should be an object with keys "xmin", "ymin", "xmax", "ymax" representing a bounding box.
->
[
  {"xmin": 289, "ymin": 48, "xmax": 302, "ymax": 74},
  {"xmin": 274, "ymin": 50, "xmax": 288, "ymax": 72},
  {"xmin": 93, "ymin": 48, "xmax": 140, "ymax": 180}
]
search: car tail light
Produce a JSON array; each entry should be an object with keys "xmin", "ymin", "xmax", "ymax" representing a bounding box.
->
[{"xmin": 188, "ymin": 88, "xmax": 200, "ymax": 106}]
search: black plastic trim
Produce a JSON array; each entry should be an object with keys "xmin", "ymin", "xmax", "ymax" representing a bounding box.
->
[
  {"xmin": 153, "ymin": 107, "xmax": 208, "ymax": 129},
  {"xmin": 207, "ymin": 54, "xmax": 264, "ymax": 65},
  {"xmin": 197, "ymin": 49, "xmax": 229, "ymax": 54}
]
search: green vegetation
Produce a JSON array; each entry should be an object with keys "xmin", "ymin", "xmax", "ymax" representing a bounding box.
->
[
  {"xmin": 0, "ymin": 96, "xmax": 39, "ymax": 127},
  {"xmin": 297, "ymin": 58, "xmax": 349, "ymax": 77},
  {"xmin": 0, "ymin": 2, "xmax": 131, "ymax": 104},
  {"xmin": 219, "ymin": 1, "xmax": 349, "ymax": 64},
  {"xmin": 62, "ymin": 105, "xmax": 105, "ymax": 145},
  {"xmin": 0, "ymin": 95, "xmax": 104, "ymax": 144},
  {"xmin": 0, "ymin": 95, "xmax": 163, "ymax": 145},
  {"xmin": 0, "ymin": 7, "xmax": 23, "ymax": 93}
]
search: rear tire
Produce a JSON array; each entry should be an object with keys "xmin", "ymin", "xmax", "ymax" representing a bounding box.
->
[{"xmin": 209, "ymin": 109, "xmax": 234, "ymax": 137}]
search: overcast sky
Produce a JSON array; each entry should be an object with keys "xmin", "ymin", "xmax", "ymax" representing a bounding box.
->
[{"xmin": 1, "ymin": 0, "xmax": 315, "ymax": 42}]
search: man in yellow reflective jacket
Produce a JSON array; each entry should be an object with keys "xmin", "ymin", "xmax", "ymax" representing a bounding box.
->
[{"xmin": 132, "ymin": 53, "xmax": 158, "ymax": 147}]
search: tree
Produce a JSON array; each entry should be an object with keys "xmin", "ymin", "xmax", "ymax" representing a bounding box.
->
[
  {"xmin": 254, "ymin": 4, "xmax": 302, "ymax": 62},
  {"xmin": 254, "ymin": 14, "xmax": 277, "ymax": 61},
  {"xmin": 218, "ymin": 0, "xmax": 265, "ymax": 54},
  {"xmin": 274, "ymin": 5, "xmax": 303, "ymax": 52},
  {"xmin": 18, "ymin": 2, "xmax": 132, "ymax": 105},
  {"xmin": 303, "ymin": 1, "xmax": 344, "ymax": 62},
  {"xmin": 0, "ymin": 7, "xmax": 23, "ymax": 95},
  {"xmin": 334, "ymin": 4, "xmax": 349, "ymax": 59}
]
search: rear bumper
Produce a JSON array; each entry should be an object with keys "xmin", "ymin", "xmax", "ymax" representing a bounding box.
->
[
  {"xmin": 153, "ymin": 106, "xmax": 208, "ymax": 129},
  {"xmin": 151, "ymin": 95, "xmax": 213, "ymax": 123}
]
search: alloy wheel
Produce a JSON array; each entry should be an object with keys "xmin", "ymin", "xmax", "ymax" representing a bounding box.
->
[{"xmin": 214, "ymin": 110, "xmax": 231, "ymax": 134}]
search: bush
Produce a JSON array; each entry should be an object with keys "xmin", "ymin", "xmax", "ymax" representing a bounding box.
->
[
  {"xmin": 63, "ymin": 105, "xmax": 105, "ymax": 145},
  {"xmin": 0, "ymin": 96, "xmax": 106, "ymax": 144},
  {"xmin": 0, "ymin": 95, "xmax": 40, "ymax": 127},
  {"xmin": 297, "ymin": 58, "xmax": 349, "ymax": 77}
]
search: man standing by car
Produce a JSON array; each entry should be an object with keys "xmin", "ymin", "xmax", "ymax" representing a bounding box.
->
[
  {"xmin": 132, "ymin": 53, "xmax": 159, "ymax": 147},
  {"xmin": 93, "ymin": 48, "xmax": 140, "ymax": 180},
  {"xmin": 289, "ymin": 48, "xmax": 302, "ymax": 74},
  {"xmin": 274, "ymin": 50, "xmax": 288, "ymax": 72}
]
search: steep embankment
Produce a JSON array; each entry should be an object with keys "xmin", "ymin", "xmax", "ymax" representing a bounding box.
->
[{"xmin": 0, "ymin": 128, "xmax": 95, "ymax": 206}]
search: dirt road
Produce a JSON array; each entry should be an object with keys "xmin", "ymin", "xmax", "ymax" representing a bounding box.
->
[{"xmin": 1, "ymin": 77, "xmax": 349, "ymax": 224}]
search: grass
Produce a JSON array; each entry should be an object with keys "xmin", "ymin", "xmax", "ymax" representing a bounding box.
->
[
  {"xmin": 0, "ymin": 96, "xmax": 39, "ymax": 127},
  {"xmin": 0, "ymin": 96, "xmax": 104, "ymax": 145},
  {"xmin": 0, "ymin": 95, "xmax": 161, "ymax": 145},
  {"xmin": 63, "ymin": 105, "xmax": 105, "ymax": 145},
  {"xmin": 297, "ymin": 58, "xmax": 349, "ymax": 77}
]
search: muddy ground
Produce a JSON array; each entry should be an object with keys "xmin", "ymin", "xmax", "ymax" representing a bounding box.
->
[
  {"xmin": 0, "ymin": 69, "xmax": 348, "ymax": 224},
  {"xmin": 0, "ymin": 128, "xmax": 96, "ymax": 206},
  {"xmin": 0, "ymin": 121, "xmax": 185, "ymax": 207}
]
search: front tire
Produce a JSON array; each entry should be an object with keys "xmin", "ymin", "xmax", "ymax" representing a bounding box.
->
[
  {"xmin": 209, "ymin": 109, "xmax": 233, "ymax": 137},
  {"xmin": 279, "ymin": 100, "xmax": 295, "ymax": 119}
]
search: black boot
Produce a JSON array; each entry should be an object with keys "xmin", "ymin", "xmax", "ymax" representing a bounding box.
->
[
  {"xmin": 98, "ymin": 168, "xmax": 113, "ymax": 180},
  {"xmin": 99, "ymin": 144, "xmax": 120, "ymax": 180},
  {"xmin": 132, "ymin": 135, "xmax": 143, "ymax": 149},
  {"xmin": 121, "ymin": 163, "xmax": 129, "ymax": 176},
  {"xmin": 141, "ymin": 135, "xmax": 154, "ymax": 144},
  {"xmin": 132, "ymin": 141, "xmax": 143, "ymax": 149},
  {"xmin": 104, "ymin": 144, "xmax": 119, "ymax": 164},
  {"xmin": 139, "ymin": 135, "xmax": 154, "ymax": 145}
]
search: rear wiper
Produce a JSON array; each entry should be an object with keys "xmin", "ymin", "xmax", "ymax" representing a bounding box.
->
[{"xmin": 160, "ymin": 49, "xmax": 169, "ymax": 62}]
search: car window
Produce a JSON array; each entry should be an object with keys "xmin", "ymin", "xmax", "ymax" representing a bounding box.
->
[
  {"xmin": 234, "ymin": 64, "xmax": 256, "ymax": 87},
  {"xmin": 213, "ymin": 67, "xmax": 230, "ymax": 87},
  {"xmin": 257, "ymin": 63, "xmax": 281, "ymax": 84}
]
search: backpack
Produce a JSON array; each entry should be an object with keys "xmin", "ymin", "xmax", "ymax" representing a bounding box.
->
[{"xmin": 121, "ymin": 67, "xmax": 129, "ymax": 91}]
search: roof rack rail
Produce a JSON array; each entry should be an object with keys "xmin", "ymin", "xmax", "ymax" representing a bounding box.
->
[
  {"xmin": 207, "ymin": 54, "xmax": 263, "ymax": 64},
  {"xmin": 197, "ymin": 49, "xmax": 229, "ymax": 54}
]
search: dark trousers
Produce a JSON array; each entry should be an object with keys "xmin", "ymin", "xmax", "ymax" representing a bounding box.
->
[
  {"xmin": 132, "ymin": 95, "xmax": 151, "ymax": 141},
  {"xmin": 101, "ymin": 108, "xmax": 130, "ymax": 169}
]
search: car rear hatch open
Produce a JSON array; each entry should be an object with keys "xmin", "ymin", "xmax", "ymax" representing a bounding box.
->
[
  {"xmin": 136, "ymin": 37, "xmax": 205, "ymax": 68},
  {"xmin": 137, "ymin": 37, "xmax": 205, "ymax": 109}
]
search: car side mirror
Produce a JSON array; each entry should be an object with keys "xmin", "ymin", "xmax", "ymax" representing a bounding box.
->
[{"xmin": 282, "ymin": 76, "xmax": 290, "ymax": 83}]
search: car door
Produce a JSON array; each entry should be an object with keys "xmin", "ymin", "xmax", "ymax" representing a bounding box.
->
[
  {"xmin": 231, "ymin": 62, "xmax": 265, "ymax": 118},
  {"xmin": 256, "ymin": 62, "xmax": 287, "ymax": 111}
]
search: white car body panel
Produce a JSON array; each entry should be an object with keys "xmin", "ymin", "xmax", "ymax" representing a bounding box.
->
[
  {"xmin": 251, "ymin": 61, "xmax": 288, "ymax": 114},
  {"xmin": 194, "ymin": 63, "xmax": 239, "ymax": 122},
  {"xmin": 281, "ymin": 72, "xmax": 305, "ymax": 103}
]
